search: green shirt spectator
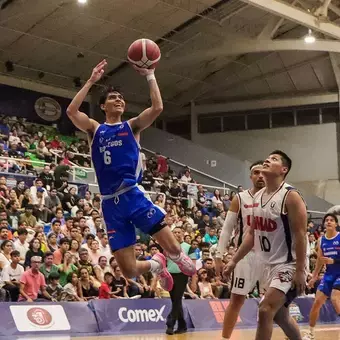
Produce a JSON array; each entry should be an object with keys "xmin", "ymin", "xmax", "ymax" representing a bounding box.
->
[
  {"xmin": 167, "ymin": 242, "xmax": 196, "ymax": 274},
  {"xmin": 58, "ymin": 263, "xmax": 78, "ymax": 287}
]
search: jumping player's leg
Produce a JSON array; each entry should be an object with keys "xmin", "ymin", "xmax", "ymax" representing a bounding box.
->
[
  {"xmin": 330, "ymin": 289, "xmax": 340, "ymax": 313},
  {"xmin": 273, "ymin": 305, "xmax": 301, "ymax": 340},
  {"xmin": 222, "ymin": 293, "xmax": 246, "ymax": 339}
]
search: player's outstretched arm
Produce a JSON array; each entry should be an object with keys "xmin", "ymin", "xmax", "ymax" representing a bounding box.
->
[
  {"xmin": 130, "ymin": 66, "xmax": 163, "ymax": 134},
  {"xmin": 215, "ymin": 196, "xmax": 239, "ymax": 259},
  {"xmin": 67, "ymin": 60, "xmax": 107, "ymax": 133}
]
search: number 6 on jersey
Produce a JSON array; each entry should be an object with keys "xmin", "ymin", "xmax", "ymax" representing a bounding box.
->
[{"xmin": 104, "ymin": 150, "xmax": 111, "ymax": 165}]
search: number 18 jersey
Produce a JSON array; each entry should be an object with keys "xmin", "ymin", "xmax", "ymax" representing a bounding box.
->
[
  {"xmin": 252, "ymin": 182, "xmax": 302, "ymax": 265},
  {"xmin": 91, "ymin": 121, "xmax": 143, "ymax": 196}
]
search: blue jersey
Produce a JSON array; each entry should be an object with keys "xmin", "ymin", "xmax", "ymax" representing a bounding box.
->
[
  {"xmin": 91, "ymin": 121, "xmax": 143, "ymax": 196},
  {"xmin": 320, "ymin": 232, "xmax": 340, "ymax": 275}
]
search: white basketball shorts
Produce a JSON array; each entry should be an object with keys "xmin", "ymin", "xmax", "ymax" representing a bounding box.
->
[{"xmin": 231, "ymin": 251, "xmax": 262, "ymax": 295}]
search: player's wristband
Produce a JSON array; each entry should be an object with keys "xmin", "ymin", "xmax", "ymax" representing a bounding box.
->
[{"xmin": 146, "ymin": 73, "xmax": 156, "ymax": 82}]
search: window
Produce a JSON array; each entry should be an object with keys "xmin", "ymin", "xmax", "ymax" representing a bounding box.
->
[
  {"xmin": 322, "ymin": 106, "xmax": 339, "ymax": 123},
  {"xmin": 166, "ymin": 116, "xmax": 191, "ymax": 138},
  {"xmin": 296, "ymin": 108, "xmax": 320, "ymax": 125},
  {"xmin": 247, "ymin": 114, "xmax": 270, "ymax": 130},
  {"xmin": 222, "ymin": 115, "xmax": 245, "ymax": 131},
  {"xmin": 271, "ymin": 111, "xmax": 294, "ymax": 128},
  {"xmin": 198, "ymin": 116, "xmax": 222, "ymax": 133}
]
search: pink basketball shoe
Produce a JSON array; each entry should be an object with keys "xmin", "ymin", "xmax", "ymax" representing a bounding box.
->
[{"xmin": 152, "ymin": 253, "xmax": 174, "ymax": 291}]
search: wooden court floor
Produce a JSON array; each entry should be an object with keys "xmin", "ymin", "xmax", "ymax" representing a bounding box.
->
[{"xmin": 73, "ymin": 324, "xmax": 340, "ymax": 340}]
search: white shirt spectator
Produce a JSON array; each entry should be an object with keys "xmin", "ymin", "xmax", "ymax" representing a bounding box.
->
[
  {"xmin": 180, "ymin": 174, "xmax": 192, "ymax": 184},
  {"xmin": 0, "ymin": 253, "xmax": 11, "ymax": 269},
  {"xmin": 30, "ymin": 186, "xmax": 48, "ymax": 205},
  {"xmin": 2, "ymin": 263, "xmax": 24, "ymax": 282},
  {"xmin": 71, "ymin": 205, "xmax": 79, "ymax": 217},
  {"xmin": 13, "ymin": 239, "xmax": 29, "ymax": 265}
]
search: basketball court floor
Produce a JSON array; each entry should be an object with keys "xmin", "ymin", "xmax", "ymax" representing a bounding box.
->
[{"xmin": 11, "ymin": 324, "xmax": 339, "ymax": 340}]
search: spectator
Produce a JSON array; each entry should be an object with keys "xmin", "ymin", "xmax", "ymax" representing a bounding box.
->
[
  {"xmin": 58, "ymin": 251, "xmax": 78, "ymax": 287},
  {"xmin": 9, "ymin": 130, "xmax": 20, "ymax": 145},
  {"xmin": 20, "ymin": 204, "xmax": 37, "ymax": 228},
  {"xmin": 99, "ymin": 234, "xmax": 112, "ymax": 262},
  {"xmin": 82, "ymin": 233, "xmax": 95, "ymax": 251},
  {"xmin": 24, "ymin": 238, "xmax": 44, "ymax": 269},
  {"xmin": 48, "ymin": 220, "xmax": 65, "ymax": 244},
  {"xmin": 19, "ymin": 189, "xmax": 33, "ymax": 210},
  {"xmin": 88, "ymin": 239, "xmax": 101, "ymax": 265},
  {"xmin": 78, "ymin": 266, "xmax": 99, "ymax": 300},
  {"xmin": 46, "ymin": 272, "xmax": 63, "ymax": 301},
  {"xmin": 47, "ymin": 233, "xmax": 58, "ymax": 253},
  {"xmin": 111, "ymin": 265, "xmax": 129, "ymax": 298},
  {"xmin": 63, "ymin": 187, "xmax": 78, "ymax": 213},
  {"xmin": 94, "ymin": 256, "xmax": 111, "ymax": 283},
  {"xmin": 61, "ymin": 272, "xmax": 82, "ymax": 301},
  {"xmin": 19, "ymin": 255, "xmax": 55, "ymax": 302},
  {"xmin": 0, "ymin": 240, "xmax": 13, "ymax": 271},
  {"xmin": 44, "ymin": 188, "xmax": 62, "ymax": 220},
  {"xmin": 1, "ymin": 250, "xmax": 23, "ymax": 301},
  {"xmin": 13, "ymin": 180, "xmax": 25, "ymax": 199},
  {"xmin": 50, "ymin": 135, "xmax": 61, "ymax": 150},
  {"xmin": 197, "ymin": 268, "xmax": 215, "ymax": 299},
  {"xmin": 34, "ymin": 231, "xmax": 49, "ymax": 253},
  {"xmin": 84, "ymin": 191, "xmax": 92, "ymax": 205},
  {"xmin": 7, "ymin": 200, "xmax": 21, "ymax": 230},
  {"xmin": 71, "ymin": 198, "xmax": 85, "ymax": 217},
  {"xmin": 180, "ymin": 169, "xmax": 192, "ymax": 184},
  {"xmin": 13, "ymin": 228, "xmax": 29, "ymax": 265},
  {"xmin": 78, "ymin": 248, "xmax": 95, "ymax": 277},
  {"xmin": 40, "ymin": 252, "xmax": 59, "ymax": 280},
  {"xmin": 30, "ymin": 178, "xmax": 48, "ymax": 206},
  {"xmin": 53, "ymin": 238, "xmax": 70, "ymax": 265},
  {"xmin": 99, "ymin": 272, "xmax": 115, "ymax": 299}
]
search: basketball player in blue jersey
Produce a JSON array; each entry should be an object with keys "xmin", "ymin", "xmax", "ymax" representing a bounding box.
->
[
  {"xmin": 66, "ymin": 60, "xmax": 196, "ymax": 291},
  {"xmin": 303, "ymin": 213, "xmax": 340, "ymax": 340}
]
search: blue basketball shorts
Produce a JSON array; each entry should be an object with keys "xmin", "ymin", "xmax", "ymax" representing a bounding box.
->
[
  {"xmin": 318, "ymin": 273, "xmax": 340, "ymax": 297},
  {"xmin": 102, "ymin": 186, "xmax": 166, "ymax": 252}
]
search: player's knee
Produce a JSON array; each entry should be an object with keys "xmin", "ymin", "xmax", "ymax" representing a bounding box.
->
[
  {"xmin": 258, "ymin": 304, "xmax": 274, "ymax": 319},
  {"xmin": 314, "ymin": 296, "xmax": 326, "ymax": 308}
]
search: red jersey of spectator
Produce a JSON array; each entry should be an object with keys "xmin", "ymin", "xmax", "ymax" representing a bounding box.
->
[
  {"xmin": 99, "ymin": 282, "xmax": 111, "ymax": 299},
  {"xmin": 50, "ymin": 139, "xmax": 61, "ymax": 149},
  {"xmin": 157, "ymin": 155, "xmax": 168, "ymax": 174}
]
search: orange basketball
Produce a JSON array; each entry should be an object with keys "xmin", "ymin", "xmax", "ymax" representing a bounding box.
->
[{"xmin": 127, "ymin": 39, "xmax": 161, "ymax": 69}]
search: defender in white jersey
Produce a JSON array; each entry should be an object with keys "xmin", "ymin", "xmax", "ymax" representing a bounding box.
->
[
  {"xmin": 225, "ymin": 150, "xmax": 307, "ymax": 340},
  {"xmin": 215, "ymin": 161, "xmax": 265, "ymax": 340}
]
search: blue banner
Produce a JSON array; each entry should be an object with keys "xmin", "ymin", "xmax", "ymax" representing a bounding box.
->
[{"xmin": 0, "ymin": 84, "xmax": 89, "ymax": 135}]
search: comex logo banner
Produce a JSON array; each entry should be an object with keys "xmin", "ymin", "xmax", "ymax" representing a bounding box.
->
[
  {"xmin": 209, "ymin": 301, "xmax": 241, "ymax": 323},
  {"xmin": 118, "ymin": 305, "xmax": 166, "ymax": 323}
]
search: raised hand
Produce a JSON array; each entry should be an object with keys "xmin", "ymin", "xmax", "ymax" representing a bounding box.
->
[
  {"xmin": 89, "ymin": 59, "xmax": 107, "ymax": 84},
  {"xmin": 132, "ymin": 64, "xmax": 155, "ymax": 76}
]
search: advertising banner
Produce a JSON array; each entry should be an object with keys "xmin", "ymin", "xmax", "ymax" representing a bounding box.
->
[{"xmin": 185, "ymin": 299, "xmax": 259, "ymax": 330}]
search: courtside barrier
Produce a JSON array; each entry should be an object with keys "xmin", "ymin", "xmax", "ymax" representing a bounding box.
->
[{"xmin": 0, "ymin": 297, "xmax": 338, "ymax": 337}]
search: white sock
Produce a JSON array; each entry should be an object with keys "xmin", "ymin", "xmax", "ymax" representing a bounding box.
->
[
  {"xmin": 310, "ymin": 326, "xmax": 315, "ymax": 334},
  {"xmin": 149, "ymin": 259, "xmax": 162, "ymax": 274}
]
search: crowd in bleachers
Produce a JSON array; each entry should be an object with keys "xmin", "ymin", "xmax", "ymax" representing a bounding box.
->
[{"xmin": 0, "ymin": 116, "xmax": 329, "ymax": 302}]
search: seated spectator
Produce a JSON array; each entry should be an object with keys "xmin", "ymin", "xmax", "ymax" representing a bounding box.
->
[
  {"xmin": 34, "ymin": 231, "xmax": 49, "ymax": 253},
  {"xmin": 47, "ymin": 233, "xmax": 58, "ymax": 253},
  {"xmin": 88, "ymin": 239, "xmax": 101, "ymax": 265},
  {"xmin": 61, "ymin": 217, "xmax": 73, "ymax": 238},
  {"xmin": 69, "ymin": 239, "xmax": 80, "ymax": 262},
  {"xmin": 36, "ymin": 141, "xmax": 52, "ymax": 162},
  {"xmin": 13, "ymin": 180, "xmax": 26, "ymax": 199},
  {"xmin": 24, "ymin": 238, "xmax": 44, "ymax": 269},
  {"xmin": 63, "ymin": 187, "xmax": 78, "ymax": 213},
  {"xmin": 180, "ymin": 169, "xmax": 192, "ymax": 184},
  {"xmin": 1, "ymin": 250, "xmax": 23, "ymax": 301},
  {"xmin": 82, "ymin": 233, "xmax": 95, "ymax": 251},
  {"xmin": 46, "ymin": 272, "xmax": 63, "ymax": 301},
  {"xmin": 13, "ymin": 228, "xmax": 29, "ymax": 265},
  {"xmin": 51, "ymin": 209, "xmax": 65, "ymax": 226},
  {"xmin": 58, "ymin": 251, "xmax": 78, "ymax": 287},
  {"xmin": 99, "ymin": 234, "xmax": 112, "ymax": 262},
  {"xmin": 19, "ymin": 255, "xmax": 55, "ymax": 302},
  {"xmin": 53, "ymin": 238, "xmax": 70, "ymax": 265},
  {"xmin": 30, "ymin": 178, "xmax": 48, "ymax": 206},
  {"xmin": 48, "ymin": 220, "xmax": 65, "ymax": 244},
  {"xmin": 40, "ymin": 252, "xmax": 59, "ymax": 280},
  {"xmin": 39, "ymin": 165, "xmax": 54, "ymax": 189},
  {"xmin": 44, "ymin": 189, "xmax": 62, "ymax": 220},
  {"xmin": 0, "ymin": 225, "xmax": 9, "ymax": 247},
  {"xmin": 78, "ymin": 248, "xmax": 95, "ymax": 278},
  {"xmin": 50, "ymin": 135, "xmax": 61, "ymax": 150},
  {"xmin": 20, "ymin": 204, "xmax": 37, "ymax": 229},
  {"xmin": 19, "ymin": 189, "xmax": 33, "ymax": 210},
  {"xmin": 8, "ymin": 143, "xmax": 19, "ymax": 158},
  {"xmin": 99, "ymin": 272, "xmax": 115, "ymax": 299},
  {"xmin": 203, "ymin": 227, "xmax": 218, "ymax": 245},
  {"xmin": 94, "ymin": 256, "xmax": 111, "ymax": 283},
  {"xmin": 71, "ymin": 198, "xmax": 84, "ymax": 217},
  {"xmin": 61, "ymin": 272, "xmax": 82, "ymax": 301},
  {"xmin": 197, "ymin": 268, "xmax": 215, "ymax": 299},
  {"xmin": 9, "ymin": 129, "xmax": 20, "ymax": 145},
  {"xmin": 0, "ymin": 240, "xmax": 13, "ymax": 271},
  {"xmin": 7, "ymin": 200, "xmax": 21, "ymax": 230},
  {"xmin": 111, "ymin": 265, "xmax": 129, "ymax": 298},
  {"xmin": 78, "ymin": 266, "xmax": 99, "ymax": 300}
]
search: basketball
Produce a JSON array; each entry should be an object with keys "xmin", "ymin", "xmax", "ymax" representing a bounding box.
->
[{"xmin": 127, "ymin": 39, "xmax": 161, "ymax": 69}]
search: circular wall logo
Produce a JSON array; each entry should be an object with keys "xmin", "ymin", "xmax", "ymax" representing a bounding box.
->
[
  {"xmin": 27, "ymin": 307, "xmax": 53, "ymax": 328},
  {"xmin": 34, "ymin": 97, "xmax": 62, "ymax": 122}
]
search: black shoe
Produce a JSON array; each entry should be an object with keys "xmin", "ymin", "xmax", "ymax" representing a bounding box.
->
[
  {"xmin": 166, "ymin": 327, "xmax": 174, "ymax": 335},
  {"xmin": 174, "ymin": 328, "xmax": 187, "ymax": 334}
]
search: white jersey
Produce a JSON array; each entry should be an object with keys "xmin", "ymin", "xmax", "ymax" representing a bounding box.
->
[
  {"xmin": 253, "ymin": 182, "xmax": 304, "ymax": 265},
  {"xmin": 233, "ymin": 190, "xmax": 254, "ymax": 247}
]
